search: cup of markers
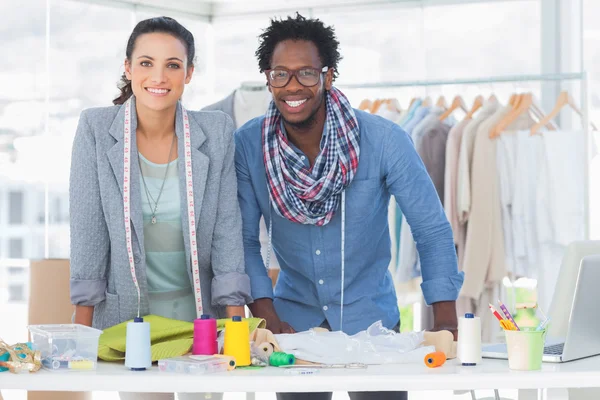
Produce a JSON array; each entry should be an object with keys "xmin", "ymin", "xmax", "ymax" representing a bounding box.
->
[{"xmin": 489, "ymin": 301, "xmax": 548, "ymax": 371}]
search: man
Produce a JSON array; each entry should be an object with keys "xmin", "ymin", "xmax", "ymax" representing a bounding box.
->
[{"xmin": 234, "ymin": 14, "xmax": 464, "ymax": 400}]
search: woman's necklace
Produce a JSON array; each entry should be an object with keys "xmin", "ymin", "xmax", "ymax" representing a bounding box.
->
[{"xmin": 139, "ymin": 133, "xmax": 176, "ymax": 224}]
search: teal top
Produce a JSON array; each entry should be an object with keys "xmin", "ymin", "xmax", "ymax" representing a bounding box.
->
[{"xmin": 138, "ymin": 154, "xmax": 190, "ymax": 293}]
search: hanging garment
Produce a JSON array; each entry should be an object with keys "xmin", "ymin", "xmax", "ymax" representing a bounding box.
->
[
  {"xmin": 397, "ymin": 111, "xmax": 451, "ymax": 282},
  {"xmin": 460, "ymin": 105, "xmax": 511, "ymax": 300},
  {"xmin": 444, "ymin": 119, "xmax": 471, "ymax": 269},
  {"xmin": 402, "ymin": 105, "xmax": 431, "ymax": 134},
  {"xmin": 495, "ymin": 132, "xmax": 520, "ymax": 278},
  {"xmin": 534, "ymin": 129, "xmax": 586, "ymax": 311},
  {"xmin": 398, "ymin": 99, "xmax": 422, "ymax": 126},
  {"xmin": 456, "ymin": 98, "xmax": 500, "ymax": 224},
  {"xmin": 417, "ymin": 119, "xmax": 452, "ymax": 202},
  {"xmin": 512, "ymin": 129, "xmax": 542, "ymax": 280}
]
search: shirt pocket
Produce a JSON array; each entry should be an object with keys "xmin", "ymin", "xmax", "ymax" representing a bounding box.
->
[{"xmin": 345, "ymin": 178, "xmax": 384, "ymax": 222}]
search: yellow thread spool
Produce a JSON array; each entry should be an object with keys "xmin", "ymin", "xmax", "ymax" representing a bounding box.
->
[{"xmin": 223, "ymin": 316, "xmax": 251, "ymax": 367}]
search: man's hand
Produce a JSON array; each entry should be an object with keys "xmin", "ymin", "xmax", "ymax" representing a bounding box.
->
[
  {"xmin": 431, "ymin": 300, "xmax": 459, "ymax": 341},
  {"xmin": 248, "ymin": 298, "xmax": 295, "ymax": 334}
]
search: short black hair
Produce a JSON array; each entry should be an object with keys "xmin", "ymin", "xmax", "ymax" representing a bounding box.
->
[{"xmin": 256, "ymin": 13, "xmax": 342, "ymax": 80}]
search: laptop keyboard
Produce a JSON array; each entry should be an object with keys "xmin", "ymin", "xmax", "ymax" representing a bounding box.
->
[{"xmin": 544, "ymin": 343, "xmax": 564, "ymax": 355}]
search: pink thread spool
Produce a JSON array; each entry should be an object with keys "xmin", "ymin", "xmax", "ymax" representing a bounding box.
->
[{"xmin": 193, "ymin": 314, "xmax": 218, "ymax": 355}]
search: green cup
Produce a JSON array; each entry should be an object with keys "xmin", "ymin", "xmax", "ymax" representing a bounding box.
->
[{"xmin": 504, "ymin": 328, "xmax": 546, "ymax": 371}]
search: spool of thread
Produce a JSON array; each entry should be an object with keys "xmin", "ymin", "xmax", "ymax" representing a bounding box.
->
[
  {"xmin": 193, "ymin": 314, "xmax": 218, "ymax": 355},
  {"xmin": 257, "ymin": 342, "xmax": 274, "ymax": 358},
  {"xmin": 125, "ymin": 317, "xmax": 152, "ymax": 371},
  {"xmin": 457, "ymin": 313, "xmax": 482, "ymax": 366},
  {"xmin": 269, "ymin": 352, "xmax": 296, "ymax": 367},
  {"xmin": 424, "ymin": 351, "xmax": 446, "ymax": 368},
  {"xmin": 223, "ymin": 316, "xmax": 251, "ymax": 367}
]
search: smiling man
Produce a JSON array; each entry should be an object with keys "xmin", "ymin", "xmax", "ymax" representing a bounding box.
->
[{"xmin": 234, "ymin": 14, "xmax": 464, "ymax": 400}]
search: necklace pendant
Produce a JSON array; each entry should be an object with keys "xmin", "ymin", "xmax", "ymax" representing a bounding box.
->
[{"xmin": 151, "ymin": 216, "xmax": 157, "ymax": 225}]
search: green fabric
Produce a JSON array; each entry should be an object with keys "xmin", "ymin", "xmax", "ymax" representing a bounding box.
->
[{"xmin": 98, "ymin": 315, "xmax": 265, "ymax": 362}]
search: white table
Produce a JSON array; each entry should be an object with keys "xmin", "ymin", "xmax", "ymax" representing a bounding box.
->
[{"xmin": 2, "ymin": 358, "xmax": 600, "ymax": 399}]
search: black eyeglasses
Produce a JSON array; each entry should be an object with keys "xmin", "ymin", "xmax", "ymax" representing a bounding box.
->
[{"xmin": 265, "ymin": 66, "xmax": 329, "ymax": 88}]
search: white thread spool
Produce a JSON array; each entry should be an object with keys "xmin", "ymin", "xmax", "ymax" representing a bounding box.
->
[
  {"xmin": 125, "ymin": 317, "xmax": 152, "ymax": 371},
  {"xmin": 457, "ymin": 313, "xmax": 482, "ymax": 366}
]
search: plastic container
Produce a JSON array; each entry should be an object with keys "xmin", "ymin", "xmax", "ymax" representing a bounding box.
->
[
  {"xmin": 504, "ymin": 328, "xmax": 546, "ymax": 371},
  {"xmin": 28, "ymin": 324, "xmax": 103, "ymax": 372}
]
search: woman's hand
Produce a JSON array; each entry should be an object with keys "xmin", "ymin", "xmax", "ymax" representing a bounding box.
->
[
  {"xmin": 74, "ymin": 305, "xmax": 94, "ymax": 327},
  {"xmin": 225, "ymin": 305, "xmax": 246, "ymax": 319}
]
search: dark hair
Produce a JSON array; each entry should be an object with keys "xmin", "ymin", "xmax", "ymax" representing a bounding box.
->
[
  {"xmin": 255, "ymin": 13, "xmax": 342, "ymax": 80},
  {"xmin": 113, "ymin": 16, "xmax": 196, "ymax": 105}
]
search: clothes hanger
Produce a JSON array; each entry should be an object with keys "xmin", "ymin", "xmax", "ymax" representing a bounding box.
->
[
  {"xmin": 386, "ymin": 98, "xmax": 402, "ymax": 113},
  {"xmin": 491, "ymin": 93, "xmax": 532, "ymax": 138},
  {"xmin": 422, "ymin": 96, "xmax": 432, "ymax": 107},
  {"xmin": 358, "ymin": 99, "xmax": 372, "ymax": 111},
  {"xmin": 530, "ymin": 90, "xmax": 597, "ymax": 135},
  {"xmin": 529, "ymin": 94, "xmax": 556, "ymax": 131},
  {"xmin": 439, "ymin": 95, "xmax": 468, "ymax": 121},
  {"xmin": 370, "ymin": 99, "xmax": 384, "ymax": 114},
  {"xmin": 408, "ymin": 97, "xmax": 418, "ymax": 109},
  {"xmin": 435, "ymin": 95, "xmax": 448, "ymax": 109},
  {"xmin": 464, "ymin": 95, "xmax": 484, "ymax": 120}
]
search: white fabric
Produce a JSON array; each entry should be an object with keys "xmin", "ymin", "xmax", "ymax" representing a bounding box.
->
[
  {"xmin": 533, "ymin": 129, "xmax": 586, "ymax": 311},
  {"xmin": 537, "ymin": 130, "xmax": 586, "ymax": 246},
  {"xmin": 456, "ymin": 99, "xmax": 500, "ymax": 224},
  {"xmin": 496, "ymin": 133, "xmax": 518, "ymax": 277},
  {"xmin": 512, "ymin": 130, "xmax": 543, "ymax": 279},
  {"xmin": 275, "ymin": 321, "xmax": 433, "ymax": 365}
]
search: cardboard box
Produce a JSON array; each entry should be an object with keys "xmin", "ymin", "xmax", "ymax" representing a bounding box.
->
[{"xmin": 27, "ymin": 259, "xmax": 91, "ymax": 400}]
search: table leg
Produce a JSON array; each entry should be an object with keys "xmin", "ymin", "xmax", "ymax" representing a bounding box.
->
[{"xmin": 246, "ymin": 393, "xmax": 256, "ymax": 400}]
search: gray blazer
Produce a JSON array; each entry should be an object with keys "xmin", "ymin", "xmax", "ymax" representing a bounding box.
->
[{"xmin": 69, "ymin": 97, "xmax": 252, "ymax": 330}]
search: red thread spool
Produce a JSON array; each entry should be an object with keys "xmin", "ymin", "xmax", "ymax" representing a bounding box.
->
[
  {"xmin": 424, "ymin": 351, "xmax": 446, "ymax": 368},
  {"xmin": 193, "ymin": 314, "xmax": 218, "ymax": 355}
]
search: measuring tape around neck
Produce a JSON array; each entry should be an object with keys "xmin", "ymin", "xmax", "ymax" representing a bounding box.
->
[{"xmin": 123, "ymin": 98, "xmax": 203, "ymax": 318}]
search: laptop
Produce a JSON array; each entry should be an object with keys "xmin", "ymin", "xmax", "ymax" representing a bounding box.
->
[{"xmin": 482, "ymin": 254, "xmax": 600, "ymax": 363}]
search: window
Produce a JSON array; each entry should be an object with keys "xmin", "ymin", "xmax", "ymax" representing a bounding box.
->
[
  {"xmin": 8, "ymin": 191, "xmax": 24, "ymax": 225},
  {"xmin": 9, "ymin": 238, "xmax": 23, "ymax": 258},
  {"xmin": 584, "ymin": 0, "xmax": 600, "ymax": 239}
]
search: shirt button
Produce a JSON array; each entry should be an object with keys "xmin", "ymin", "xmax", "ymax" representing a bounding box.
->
[
  {"xmin": 315, "ymin": 250, "xmax": 321, "ymax": 255},
  {"xmin": 300, "ymin": 156, "xmax": 306, "ymax": 161},
  {"xmin": 319, "ymin": 279, "xmax": 324, "ymax": 285},
  {"xmin": 323, "ymin": 306, "xmax": 328, "ymax": 311}
]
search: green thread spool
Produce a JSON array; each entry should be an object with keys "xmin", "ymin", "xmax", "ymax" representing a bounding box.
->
[{"xmin": 269, "ymin": 352, "xmax": 295, "ymax": 367}]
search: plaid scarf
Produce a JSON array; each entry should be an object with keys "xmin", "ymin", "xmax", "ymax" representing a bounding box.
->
[{"xmin": 262, "ymin": 87, "xmax": 360, "ymax": 226}]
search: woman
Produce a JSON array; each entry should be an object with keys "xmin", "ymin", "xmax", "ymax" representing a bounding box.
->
[{"xmin": 69, "ymin": 16, "xmax": 251, "ymax": 399}]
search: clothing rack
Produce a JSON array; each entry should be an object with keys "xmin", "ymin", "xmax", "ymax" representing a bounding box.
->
[{"xmin": 339, "ymin": 71, "xmax": 592, "ymax": 241}]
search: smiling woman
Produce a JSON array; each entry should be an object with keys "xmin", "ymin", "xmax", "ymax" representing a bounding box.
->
[{"xmin": 69, "ymin": 16, "xmax": 252, "ymax": 400}]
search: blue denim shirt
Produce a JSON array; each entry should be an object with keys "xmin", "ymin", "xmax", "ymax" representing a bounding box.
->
[{"xmin": 234, "ymin": 109, "xmax": 464, "ymax": 335}]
